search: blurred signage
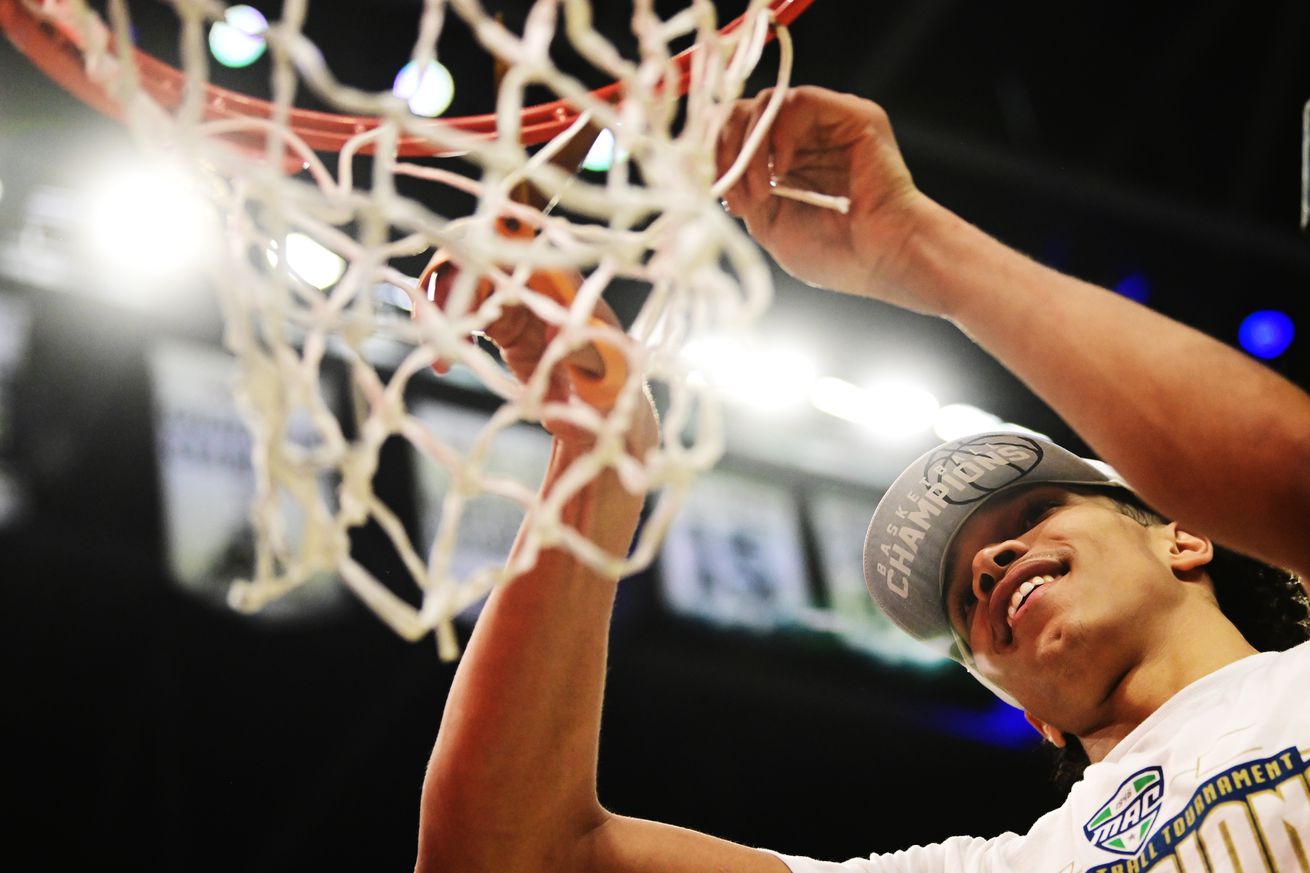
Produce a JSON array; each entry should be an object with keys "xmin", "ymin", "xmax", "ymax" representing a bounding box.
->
[
  {"xmin": 148, "ymin": 339, "xmax": 346, "ymax": 619},
  {"xmin": 661, "ymin": 468, "xmax": 810, "ymax": 631}
]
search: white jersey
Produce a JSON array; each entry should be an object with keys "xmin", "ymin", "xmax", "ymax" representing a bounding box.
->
[{"xmin": 771, "ymin": 641, "xmax": 1310, "ymax": 873}]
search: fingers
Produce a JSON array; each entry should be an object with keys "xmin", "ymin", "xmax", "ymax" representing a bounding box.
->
[
  {"xmin": 482, "ymin": 304, "xmax": 533, "ymax": 356},
  {"xmin": 495, "ymin": 311, "xmax": 625, "ymax": 412},
  {"xmin": 564, "ymin": 321, "xmax": 626, "ymax": 411},
  {"xmin": 419, "ymin": 230, "xmax": 629, "ymax": 412},
  {"xmin": 720, "ymin": 86, "xmax": 888, "ymax": 205},
  {"xmin": 716, "ymin": 100, "xmax": 750, "ymax": 213},
  {"xmin": 740, "ymin": 93, "xmax": 774, "ymax": 217},
  {"xmin": 419, "ymin": 255, "xmax": 488, "ymax": 375},
  {"xmin": 718, "ymin": 89, "xmax": 773, "ymax": 219},
  {"xmin": 767, "ymin": 92, "xmax": 800, "ymax": 185},
  {"xmin": 522, "ymin": 270, "xmax": 627, "ymax": 410},
  {"xmin": 719, "ymin": 87, "xmax": 835, "ymax": 236},
  {"xmin": 466, "ymin": 266, "xmax": 627, "ymax": 411}
]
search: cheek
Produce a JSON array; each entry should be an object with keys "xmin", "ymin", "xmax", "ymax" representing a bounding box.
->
[{"xmin": 969, "ymin": 611, "xmax": 996, "ymax": 653}]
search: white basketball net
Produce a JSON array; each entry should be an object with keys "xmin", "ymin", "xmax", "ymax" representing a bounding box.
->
[{"xmin": 26, "ymin": 0, "xmax": 831, "ymax": 657}]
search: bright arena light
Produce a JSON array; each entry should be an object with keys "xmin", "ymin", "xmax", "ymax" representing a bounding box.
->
[
  {"xmin": 208, "ymin": 5, "xmax": 268, "ymax": 69},
  {"xmin": 393, "ymin": 60, "xmax": 455, "ymax": 118},
  {"xmin": 82, "ymin": 164, "xmax": 218, "ymax": 296},
  {"xmin": 866, "ymin": 380, "xmax": 940, "ymax": 437},
  {"xmin": 683, "ymin": 336, "xmax": 817, "ymax": 413},
  {"xmin": 933, "ymin": 403, "xmax": 1004, "ymax": 441},
  {"xmin": 810, "ymin": 377, "xmax": 868, "ymax": 423},
  {"xmin": 266, "ymin": 232, "xmax": 348, "ymax": 290},
  {"xmin": 682, "ymin": 335, "xmax": 738, "ymax": 378},
  {"xmin": 811, "ymin": 376, "xmax": 939, "ymax": 440}
]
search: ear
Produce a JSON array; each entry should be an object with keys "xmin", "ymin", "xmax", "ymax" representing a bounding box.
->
[
  {"xmin": 1165, "ymin": 522, "xmax": 1214, "ymax": 576},
  {"xmin": 1024, "ymin": 711, "xmax": 1068, "ymax": 748}
]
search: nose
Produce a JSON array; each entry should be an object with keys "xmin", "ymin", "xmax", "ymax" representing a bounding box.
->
[{"xmin": 971, "ymin": 539, "xmax": 1027, "ymax": 602}]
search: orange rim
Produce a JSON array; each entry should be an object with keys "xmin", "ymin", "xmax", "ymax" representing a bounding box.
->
[{"xmin": 0, "ymin": 0, "xmax": 817, "ymax": 157}]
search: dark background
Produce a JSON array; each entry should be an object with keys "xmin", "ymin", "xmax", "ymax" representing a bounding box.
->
[{"xmin": 2, "ymin": 1, "xmax": 1308, "ymax": 870}]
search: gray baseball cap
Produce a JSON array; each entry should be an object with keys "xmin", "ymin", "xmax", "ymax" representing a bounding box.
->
[{"xmin": 863, "ymin": 430, "xmax": 1129, "ymax": 666}]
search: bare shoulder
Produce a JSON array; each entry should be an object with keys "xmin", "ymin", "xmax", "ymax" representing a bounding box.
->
[{"xmin": 582, "ymin": 813, "xmax": 792, "ymax": 873}]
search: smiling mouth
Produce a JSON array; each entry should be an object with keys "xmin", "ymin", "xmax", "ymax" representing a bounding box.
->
[{"xmin": 1006, "ymin": 572, "xmax": 1064, "ymax": 628}]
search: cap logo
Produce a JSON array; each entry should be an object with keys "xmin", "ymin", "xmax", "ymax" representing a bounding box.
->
[
  {"xmin": 923, "ymin": 435, "xmax": 1044, "ymax": 506},
  {"xmin": 873, "ymin": 435, "xmax": 1043, "ymax": 599}
]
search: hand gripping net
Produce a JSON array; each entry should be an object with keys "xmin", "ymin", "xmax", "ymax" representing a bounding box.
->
[{"xmin": 4, "ymin": 0, "xmax": 834, "ymax": 657}]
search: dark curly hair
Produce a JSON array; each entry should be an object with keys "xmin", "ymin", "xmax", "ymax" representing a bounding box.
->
[{"xmin": 1049, "ymin": 494, "xmax": 1310, "ymax": 790}]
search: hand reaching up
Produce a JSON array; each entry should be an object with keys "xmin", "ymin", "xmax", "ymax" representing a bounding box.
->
[
  {"xmin": 717, "ymin": 86, "xmax": 940, "ymax": 312},
  {"xmin": 419, "ymin": 224, "xmax": 652, "ymax": 453}
]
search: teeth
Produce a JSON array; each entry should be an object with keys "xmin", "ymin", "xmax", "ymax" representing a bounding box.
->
[{"xmin": 1006, "ymin": 573, "xmax": 1062, "ymax": 626}]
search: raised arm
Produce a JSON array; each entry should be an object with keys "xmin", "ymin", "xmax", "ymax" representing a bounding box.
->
[
  {"xmin": 414, "ymin": 293, "xmax": 785, "ymax": 873},
  {"xmin": 718, "ymin": 86, "xmax": 1310, "ymax": 578}
]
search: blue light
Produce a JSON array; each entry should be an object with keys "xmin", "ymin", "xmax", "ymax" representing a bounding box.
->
[
  {"xmin": 1114, "ymin": 273, "xmax": 1151, "ymax": 303},
  {"xmin": 919, "ymin": 700, "xmax": 1038, "ymax": 749},
  {"xmin": 1238, "ymin": 310, "xmax": 1295, "ymax": 359}
]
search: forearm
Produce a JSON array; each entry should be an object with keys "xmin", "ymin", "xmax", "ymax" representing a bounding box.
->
[
  {"xmin": 894, "ymin": 197, "xmax": 1310, "ymax": 573},
  {"xmin": 417, "ymin": 434, "xmax": 647, "ymax": 872}
]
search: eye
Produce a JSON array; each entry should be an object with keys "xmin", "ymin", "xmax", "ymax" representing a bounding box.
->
[{"xmin": 1018, "ymin": 498, "xmax": 1061, "ymax": 532}]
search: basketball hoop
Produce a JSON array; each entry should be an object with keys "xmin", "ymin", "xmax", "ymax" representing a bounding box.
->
[
  {"xmin": 0, "ymin": 0, "xmax": 817, "ymax": 159},
  {"xmin": 1, "ymin": 0, "xmax": 830, "ymax": 657}
]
